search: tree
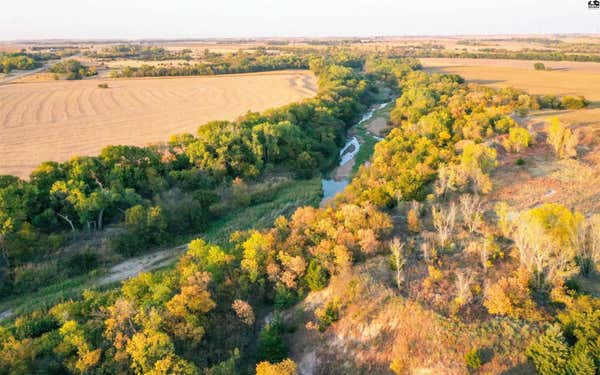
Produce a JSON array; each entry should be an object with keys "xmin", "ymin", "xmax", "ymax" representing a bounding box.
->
[
  {"xmin": 166, "ymin": 271, "xmax": 216, "ymax": 344},
  {"xmin": 305, "ymin": 259, "xmax": 328, "ymax": 291},
  {"xmin": 389, "ymin": 238, "xmax": 406, "ymax": 290},
  {"xmin": 459, "ymin": 194, "xmax": 483, "ymax": 233},
  {"xmin": 527, "ymin": 296, "xmax": 600, "ymax": 374},
  {"xmin": 58, "ymin": 320, "xmax": 102, "ymax": 373},
  {"xmin": 241, "ymin": 231, "xmax": 271, "ymax": 283},
  {"xmin": 432, "ymin": 203, "xmax": 457, "ymax": 247},
  {"xmin": 459, "ymin": 141, "xmax": 498, "ymax": 194},
  {"xmin": 232, "ymin": 300, "xmax": 255, "ymax": 326},
  {"xmin": 126, "ymin": 329, "xmax": 175, "ymax": 374},
  {"xmin": 579, "ymin": 214, "xmax": 600, "ymax": 274},
  {"xmin": 513, "ymin": 203, "xmax": 583, "ymax": 288},
  {"xmin": 454, "ymin": 270, "xmax": 474, "ymax": 308},
  {"xmin": 534, "ymin": 62, "xmax": 546, "ymax": 71},
  {"xmin": 546, "ymin": 118, "xmax": 578, "ymax": 159},
  {"xmin": 484, "ymin": 268, "xmax": 540, "ymax": 320},
  {"xmin": 257, "ymin": 323, "xmax": 288, "ymax": 363},
  {"xmin": 406, "ymin": 200, "xmax": 422, "ymax": 232},
  {"xmin": 504, "ymin": 127, "xmax": 534, "ymax": 153},
  {"xmin": 256, "ymin": 359, "xmax": 297, "ymax": 375}
]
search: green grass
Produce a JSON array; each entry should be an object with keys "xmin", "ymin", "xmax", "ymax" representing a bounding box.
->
[
  {"xmin": 0, "ymin": 272, "xmax": 107, "ymax": 321},
  {"xmin": 202, "ymin": 177, "xmax": 322, "ymax": 246}
]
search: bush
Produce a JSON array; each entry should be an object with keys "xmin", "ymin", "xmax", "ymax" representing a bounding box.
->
[
  {"xmin": 274, "ymin": 285, "xmax": 297, "ymax": 310},
  {"xmin": 516, "ymin": 157, "xmax": 525, "ymax": 165},
  {"xmin": 13, "ymin": 311, "xmax": 60, "ymax": 339},
  {"xmin": 316, "ymin": 298, "xmax": 340, "ymax": 332},
  {"xmin": 465, "ymin": 348, "xmax": 482, "ymax": 370},
  {"xmin": 64, "ymin": 250, "xmax": 99, "ymax": 277},
  {"xmin": 537, "ymin": 95, "xmax": 562, "ymax": 109},
  {"xmin": 97, "ymin": 83, "xmax": 109, "ymax": 89},
  {"xmin": 305, "ymin": 259, "xmax": 328, "ymax": 291},
  {"xmin": 504, "ymin": 127, "xmax": 533, "ymax": 153},
  {"xmin": 560, "ymin": 96, "xmax": 588, "ymax": 110},
  {"xmin": 257, "ymin": 322, "xmax": 288, "ymax": 363},
  {"xmin": 534, "ymin": 62, "xmax": 546, "ymax": 71}
]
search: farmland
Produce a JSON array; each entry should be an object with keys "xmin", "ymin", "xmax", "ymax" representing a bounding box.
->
[{"xmin": 0, "ymin": 70, "xmax": 316, "ymax": 178}]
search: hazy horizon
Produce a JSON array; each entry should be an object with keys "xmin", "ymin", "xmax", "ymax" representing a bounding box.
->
[{"xmin": 3, "ymin": 0, "xmax": 600, "ymax": 41}]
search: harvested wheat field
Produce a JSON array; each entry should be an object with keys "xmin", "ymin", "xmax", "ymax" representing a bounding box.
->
[
  {"xmin": 422, "ymin": 58, "xmax": 600, "ymax": 100},
  {"xmin": 0, "ymin": 70, "xmax": 317, "ymax": 178}
]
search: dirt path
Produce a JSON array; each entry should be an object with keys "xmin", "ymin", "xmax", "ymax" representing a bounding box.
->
[
  {"xmin": 0, "ymin": 242, "xmax": 189, "ymax": 321},
  {"xmin": 97, "ymin": 244, "xmax": 188, "ymax": 286}
]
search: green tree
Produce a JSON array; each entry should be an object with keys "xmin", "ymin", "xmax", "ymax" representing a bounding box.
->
[{"xmin": 305, "ymin": 259, "xmax": 328, "ymax": 291}]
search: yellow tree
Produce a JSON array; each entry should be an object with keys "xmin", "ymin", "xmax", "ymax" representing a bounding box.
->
[
  {"xmin": 513, "ymin": 203, "xmax": 583, "ymax": 288},
  {"xmin": 256, "ymin": 358, "xmax": 297, "ymax": 375}
]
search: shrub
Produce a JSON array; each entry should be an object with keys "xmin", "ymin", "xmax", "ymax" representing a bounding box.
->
[
  {"xmin": 560, "ymin": 95, "xmax": 588, "ymax": 110},
  {"xmin": 534, "ymin": 62, "xmax": 546, "ymax": 71},
  {"xmin": 97, "ymin": 83, "xmax": 109, "ymax": 89},
  {"xmin": 316, "ymin": 298, "xmax": 340, "ymax": 332},
  {"xmin": 64, "ymin": 250, "xmax": 99, "ymax": 277},
  {"xmin": 537, "ymin": 95, "xmax": 562, "ymax": 109},
  {"xmin": 274, "ymin": 285, "xmax": 297, "ymax": 310},
  {"xmin": 516, "ymin": 157, "xmax": 525, "ymax": 165},
  {"xmin": 504, "ymin": 126, "xmax": 533, "ymax": 153},
  {"xmin": 407, "ymin": 204, "xmax": 421, "ymax": 232},
  {"xmin": 464, "ymin": 348, "xmax": 482, "ymax": 370},
  {"xmin": 305, "ymin": 259, "xmax": 328, "ymax": 291},
  {"xmin": 257, "ymin": 322, "xmax": 288, "ymax": 363}
]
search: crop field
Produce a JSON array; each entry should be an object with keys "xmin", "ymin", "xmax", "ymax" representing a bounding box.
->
[
  {"xmin": 0, "ymin": 70, "xmax": 316, "ymax": 178},
  {"xmin": 421, "ymin": 58, "xmax": 600, "ymax": 100}
]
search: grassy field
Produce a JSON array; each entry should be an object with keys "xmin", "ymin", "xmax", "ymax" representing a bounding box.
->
[{"xmin": 0, "ymin": 70, "xmax": 316, "ymax": 178}]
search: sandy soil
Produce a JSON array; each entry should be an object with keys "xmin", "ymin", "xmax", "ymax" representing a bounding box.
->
[
  {"xmin": 97, "ymin": 244, "xmax": 187, "ymax": 286},
  {"xmin": 366, "ymin": 117, "xmax": 389, "ymax": 137},
  {"xmin": 0, "ymin": 70, "xmax": 316, "ymax": 178}
]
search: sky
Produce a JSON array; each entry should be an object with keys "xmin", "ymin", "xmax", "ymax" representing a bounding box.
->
[{"xmin": 2, "ymin": 0, "xmax": 599, "ymax": 40}]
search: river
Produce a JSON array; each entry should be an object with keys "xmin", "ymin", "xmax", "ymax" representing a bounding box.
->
[{"xmin": 320, "ymin": 102, "xmax": 391, "ymax": 204}]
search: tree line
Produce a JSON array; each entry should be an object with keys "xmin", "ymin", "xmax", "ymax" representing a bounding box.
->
[
  {"xmin": 110, "ymin": 50, "xmax": 310, "ymax": 78},
  {"xmin": 84, "ymin": 45, "xmax": 193, "ymax": 61}
]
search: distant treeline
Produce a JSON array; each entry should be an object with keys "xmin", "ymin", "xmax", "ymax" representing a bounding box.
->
[
  {"xmin": 84, "ymin": 45, "xmax": 193, "ymax": 61},
  {"xmin": 0, "ymin": 51, "xmax": 78, "ymax": 73},
  {"xmin": 0, "ymin": 54, "xmax": 39, "ymax": 73},
  {"xmin": 111, "ymin": 51, "xmax": 310, "ymax": 78},
  {"xmin": 388, "ymin": 46, "xmax": 600, "ymax": 63}
]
